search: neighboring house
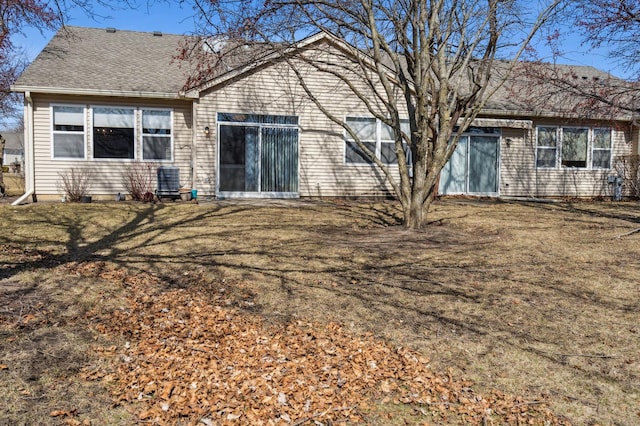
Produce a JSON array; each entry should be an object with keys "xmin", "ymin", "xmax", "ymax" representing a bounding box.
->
[
  {"xmin": 10, "ymin": 26, "xmax": 639, "ymax": 203},
  {"xmin": 1, "ymin": 132, "xmax": 24, "ymax": 173}
]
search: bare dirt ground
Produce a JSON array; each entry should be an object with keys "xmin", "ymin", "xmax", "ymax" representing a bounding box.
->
[{"xmin": 0, "ymin": 198, "xmax": 638, "ymax": 425}]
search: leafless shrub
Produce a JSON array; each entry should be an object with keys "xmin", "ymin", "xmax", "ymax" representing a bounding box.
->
[
  {"xmin": 614, "ymin": 155, "xmax": 640, "ymax": 199},
  {"xmin": 122, "ymin": 162, "xmax": 155, "ymax": 201},
  {"xmin": 58, "ymin": 168, "xmax": 92, "ymax": 202}
]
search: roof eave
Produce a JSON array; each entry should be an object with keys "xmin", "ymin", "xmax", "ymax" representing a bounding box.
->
[
  {"xmin": 11, "ymin": 85, "xmax": 199, "ymax": 100},
  {"xmin": 481, "ymin": 108, "xmax": 633, "ymax": 122}
]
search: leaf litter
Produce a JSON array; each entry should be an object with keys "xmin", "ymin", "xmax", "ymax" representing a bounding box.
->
[{"xmin": 68, "ymin": 261, "xmax": 569, "ymax": 425}]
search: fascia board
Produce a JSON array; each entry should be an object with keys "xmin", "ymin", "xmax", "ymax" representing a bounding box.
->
[{"xmin": 10, "ymin": 85, "xmax": 198, "ymax": 100}]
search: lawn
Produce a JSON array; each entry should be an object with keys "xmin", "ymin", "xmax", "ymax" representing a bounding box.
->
[
  {"xmin": 2, "ymin": 173, "xmax": 24, "ymax": 197},
  {"xmin": 0, "ymin": 198, "xmax": 638, "ymax": 425}
]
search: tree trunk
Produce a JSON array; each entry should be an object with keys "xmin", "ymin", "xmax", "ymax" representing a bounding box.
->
[
  {"xmin": 0, "ymin": 133, "xmax": 5, "ymax": 196},
  {"xmin": 404, "ymin": 187, "xmax": 438, "ymax": 229}
]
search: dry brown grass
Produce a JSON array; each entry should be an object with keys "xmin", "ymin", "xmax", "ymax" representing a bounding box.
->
[
  {"xmin": 2, "ymin": 173, "xmax": 24, "ymax": 196},
  {"xmin": 0, "ymin": 198, "xmax": 639, "ymax": 425}
]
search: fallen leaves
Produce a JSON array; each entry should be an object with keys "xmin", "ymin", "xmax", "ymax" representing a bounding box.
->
[{"xmin": 72, "ymin": 261, "xmax": 570, "ymax": 425}]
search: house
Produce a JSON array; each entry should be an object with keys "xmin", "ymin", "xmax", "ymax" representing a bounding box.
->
[
  {"xmin": 10, "ymin": 26, "xmax": 639, "ymax": 204},
  {"xmin": 1, "ymin": 132, "xmax": 24, "ymax": 172}
]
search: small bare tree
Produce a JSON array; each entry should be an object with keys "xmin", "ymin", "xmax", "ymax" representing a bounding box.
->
[
  {"xmin": 58, "ymin": 168, "xmax": 92, "ymax": 202},
  {"xmin": 182, "ymin": 0, "xmax": 563, "ymax": 229},
  {"xmin": 121, "ymin": 161, "xmax": 155, "ymax": 201},
  {"xmin": 614, "ymin": 155, "xmax": 640, "ymax": 199}
]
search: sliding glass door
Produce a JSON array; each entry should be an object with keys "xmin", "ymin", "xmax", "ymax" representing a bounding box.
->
[
  {"xmin": 439, "ymin": 129, "xmax": 500, "ymax": 195},
  {"xmin": 218, "ymin": 113, "xmax": 299, "ymax": 197}
]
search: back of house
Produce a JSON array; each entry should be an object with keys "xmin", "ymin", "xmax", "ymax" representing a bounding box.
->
[{"xmin": 10, "ymin": 26, "xmax": 639, "ymax": 203}]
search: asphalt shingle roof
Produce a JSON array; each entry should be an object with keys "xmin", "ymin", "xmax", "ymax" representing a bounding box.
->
[
  {"xmin": 14, "ymin": 26, "xmax": 634, "ymax": 120},
  {"xmin": 15, "ymin": 26, "xmax": 189, "ymax": 95}
]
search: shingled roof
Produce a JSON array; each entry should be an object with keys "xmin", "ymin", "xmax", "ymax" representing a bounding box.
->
[
  {"xmin": 13, "ymin": 26, "xmax": 190, "ymax": 98},
  {"xmin": 13, "ymin": 26, "xmax": 635, "ymax": 120}
]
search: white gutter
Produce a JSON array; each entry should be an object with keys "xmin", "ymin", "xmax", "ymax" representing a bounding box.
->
[
  {"xmin": 12, "ymin": 91, "xmax": 35, "ymax": 205},
  {"xmin": 191, "ymin": 100, "xmax": 198, "ymax": 196},
  {"xmin": 10, "ymin": 85, "xmax": 199, "ymax": 100}
]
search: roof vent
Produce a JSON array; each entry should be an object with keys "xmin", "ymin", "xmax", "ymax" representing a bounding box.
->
[
  {"xmin": 153, "ymin": 31, "xmax": 162, "ymax": 37},
  {"xmin": 106, "ymin": 27, "xmax": 116, "ymax": 33}
]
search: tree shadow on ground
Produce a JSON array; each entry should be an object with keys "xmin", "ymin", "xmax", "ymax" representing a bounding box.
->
[{"xmin": 0, "ymin": 199, "xmax": 638, "ymax": 425}]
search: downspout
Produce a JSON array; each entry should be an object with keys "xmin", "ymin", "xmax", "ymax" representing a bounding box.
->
[
  {"xmin": 191, "ymin": 100, "xmax": 197, "ymax": 197},
  {"xmin": 12, "ymin": 91, "xmax": 35, "ymax": 205}
]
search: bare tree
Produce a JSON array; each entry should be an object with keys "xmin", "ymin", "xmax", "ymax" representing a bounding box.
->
[
  {"xmin": 513, "ymin": 1, "xmax": 640, "ymax": 120},
  {"xmin": 182, "ymin": 0, "xmax": 563, "ymax": 229},
  {"xmin": 0, "ymin": 132, "xmax": 5, "ymax": 196},
  {"xmin": 0, "ymin": 0, "xmax": 144, "ymax": 197},
  {"xmin": 575, "ymin": 0, "xmax": 640, "ymax": 79}
]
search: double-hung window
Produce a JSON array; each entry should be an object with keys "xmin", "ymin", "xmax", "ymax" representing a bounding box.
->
[
  {"xmin": 536, "ymin": 126, "xmax": 612, "ymax": 169},
  {"xmin": 345, "ymin": 117, "xmax": 377, "ymax": 164},
  {"xmin": 592, "ymin": 128, "xmax": 612, "ymax": 169},
  {"xmin": 345, "ymin": 117, "xmax": 410, "ymax": 165},
  {"xmin": 52, "ymin": 105, "xmax": 85, "ymax": 159},
  {"xmin": 93, "ymin": 107, "xmax": 135, "ymax": 159},
  {"xmin": 536, "ymin": 126, "xmax": 557, "ymax": 168},
  {"xmin": 142, "ymin": 109, "xmax": 172, "ymax": 161}
]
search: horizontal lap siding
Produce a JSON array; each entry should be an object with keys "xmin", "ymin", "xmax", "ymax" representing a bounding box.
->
[
  {"xmin": 31, "ymin": 94, "xmax": 193, "ymax": 198},
  {"xmin": 500, "ymin": 121, "xmax": 633, "ymax": 198},
  {"xmin": 197, "ymin": 48, "xmax": 402, "ymax": 198}
]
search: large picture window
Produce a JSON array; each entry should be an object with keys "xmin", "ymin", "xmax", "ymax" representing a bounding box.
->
[
  {"xmin": 52, "ymin": 105, "xmax": 85, "ymax": 159},
  {"xmin": 142, "ymin": 109, "xmax": 172, "ymax": 160},
  {"xmin": 536, "ymin": 126, "xmax": 612, "ymax": 169},
  {"xmin": 93, "ymin": 107, "xmax": 135, "ymax": 159},
  {"xmin": 345, "ymin": 117, "xmax": 410, "ymax": 165}
]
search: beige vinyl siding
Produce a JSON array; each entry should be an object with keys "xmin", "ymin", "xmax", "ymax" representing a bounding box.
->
[
  {"xmin": 196, "ymin": 47, "xmax": 404, "ymax": 198},
  {"xmin": 31, "ymin": 94, "xmax": 193, "ymax": 198},
  {"xmin": 500, "ymin": 121, "xmax": 633, "ymax": 198}
]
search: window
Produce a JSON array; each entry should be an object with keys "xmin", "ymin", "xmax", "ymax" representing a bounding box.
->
[
  {"xmin": 142, "ymin": 109, "xmax": 172, "ymax": 160},
  {"xmin": 345, "ymin": 117, "xmax": 410, "ymax": 165},
  {"xmin": 536, "ymin": 126, "xmax": 612, "ymax": 169},
  {"xmin": 52, "ymin": 105, "xmax": 85, "ymax": 159},
  {"xmin": 561, "ymin": 128, "xmax": 588, "ymax": 168},
  {"xmin": 592, "ymin": 128, "xmax": 612, "ymax": 169},
  {"xmin": 345, "ymin": 117, "xmax": 377, "ymax": 164},
  {"xmin": 93, "ymin": 107, "xmax": 135, "ymax": 159},
  {"xmin": 536, "ymin": 126, "xmax": 557, "ymax": 168}
]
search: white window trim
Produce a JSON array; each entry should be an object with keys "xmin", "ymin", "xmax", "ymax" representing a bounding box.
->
[
  {"xmin": 90, "ymin": 105, "xmax": 138, "ymax": 161},
  {"xmin": 591, "ymin": 128, "xmax": 613, "ymax": 169},
  {"xmin": 50, "ymin": 104, "xmax": 87, "ymax": 160},
  {"xmin": 141, "ymin": 108, "xmax": 174, "ymax": 162},
  {"xmin": 535, "ymin": 126, "xmax": 558, "ymax": 168},
  {"xmin": 216, "ymin": 112, "xmax": 300, "ymax": 196},
  {"xmin": 559, "ymin": 126, "xmax": 590, "ymax": 169},
  {"xmin": 344, "ymin": 116, "xmax": 409, "ymax": 166},
  {"xmin": 535, "ymin": 125, "xmax": 612, "ymax": 170}
]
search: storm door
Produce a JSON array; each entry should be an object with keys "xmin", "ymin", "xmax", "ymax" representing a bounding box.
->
[{"xmin": 217, "ymin": 113, "xmax": 299, "ymax": 197}]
